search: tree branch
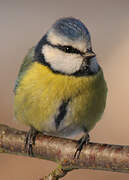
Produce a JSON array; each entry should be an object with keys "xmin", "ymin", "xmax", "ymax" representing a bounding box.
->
[{"xmin": 0, "ymin": 124, "xmax": 129, "ymax": 179}]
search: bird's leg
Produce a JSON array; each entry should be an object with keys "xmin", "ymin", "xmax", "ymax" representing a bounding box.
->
[
  {"xmin": 25, "ymin": 127, "xmax": 38, "ymax": 156},
  {"xmin": 74, "ymin": 133, "xmax": 90, "ymax": 159}
]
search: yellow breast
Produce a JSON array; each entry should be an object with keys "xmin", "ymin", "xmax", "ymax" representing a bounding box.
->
[{"xmin": 14, "ymin": 62, "xmax": 107, "ymax": 133}]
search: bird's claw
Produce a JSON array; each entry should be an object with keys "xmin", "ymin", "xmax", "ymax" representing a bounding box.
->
[
  {"xmin": 25, "ymin": 127, "xmax": 38, "ymax": 156},
  {"xmin": 74, "ymin": 133, "xmax": 90, "ymax": 159}
]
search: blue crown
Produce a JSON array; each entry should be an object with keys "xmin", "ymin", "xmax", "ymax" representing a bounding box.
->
[{"xmin": 53, "ymin": 17, "xmax": 90, "ymax": 41}]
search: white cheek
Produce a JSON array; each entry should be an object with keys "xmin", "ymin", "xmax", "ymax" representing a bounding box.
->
[{"xmin": 42, "ymin": 45, "xmax": 83, "ymax": 74}]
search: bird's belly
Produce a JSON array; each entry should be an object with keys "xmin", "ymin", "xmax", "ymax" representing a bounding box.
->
[
  {"xmin": 43, "ymin": 124, "xmax": 86, "ymax": 140},
  {"xmin": 14, "ymin": 86, "xmax": 106, "ymax": 139}
]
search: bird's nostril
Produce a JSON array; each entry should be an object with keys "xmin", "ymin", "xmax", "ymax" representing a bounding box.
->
[{"xmin": 85, "ymin": 49, "xmax": 96, "ymax": 58}]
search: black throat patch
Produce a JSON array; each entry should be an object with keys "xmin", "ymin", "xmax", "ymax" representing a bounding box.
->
[{"xmin": 55, "ymin": 99, "xmax": 70, "ymax": 130}]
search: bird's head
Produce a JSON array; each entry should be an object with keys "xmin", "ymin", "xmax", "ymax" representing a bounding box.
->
[{"xmin": 35, "ymin": 17, "xmax": 100, "ymax": 76}]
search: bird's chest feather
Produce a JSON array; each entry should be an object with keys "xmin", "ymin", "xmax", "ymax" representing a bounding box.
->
[{"xmin": 14, "ymin": 62, "xmax": 107, "ymax": 134}]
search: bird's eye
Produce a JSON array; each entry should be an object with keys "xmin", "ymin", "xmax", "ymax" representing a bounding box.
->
[
  {"xmin": 64, "ymin": 46, "xmax": 72, "ymax": 53},
  {"xmin": 58, "ymin": 45, "xmax": 82, "ymax": 54}
]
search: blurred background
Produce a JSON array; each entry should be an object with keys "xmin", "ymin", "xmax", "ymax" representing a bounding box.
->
[{"xmin": 0, "ymin": 0, "xmax": 129, "ymax": 179}]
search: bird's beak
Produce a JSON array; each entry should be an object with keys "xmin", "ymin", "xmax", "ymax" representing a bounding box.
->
[{"xmin": 85, "ymin": 50, "xmax": 96, "ymax": 58}]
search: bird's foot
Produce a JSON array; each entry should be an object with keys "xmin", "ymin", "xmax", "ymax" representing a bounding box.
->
[
  {"xmin": 25, "ymin": 127, "xmax": 38, "ymax": 156},
  {"xmin": 74, "ymin": 133, "xmax": 90, "ymax": 159}
]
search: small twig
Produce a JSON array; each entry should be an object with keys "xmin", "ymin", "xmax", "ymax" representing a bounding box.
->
[
  {"xmin": 0, "ymin": 124, "xmax": 129, "ymax": 180},
  {"xmin": 40, "ymin": 165, "xmax": 71, "ymax": 180}
]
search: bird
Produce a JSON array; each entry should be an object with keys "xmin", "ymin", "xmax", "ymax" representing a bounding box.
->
[{"xmin": 14, "ymin": 17, "xmax": 107, "ymax": 158}]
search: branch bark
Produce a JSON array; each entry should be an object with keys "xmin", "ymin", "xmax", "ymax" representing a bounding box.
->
[{"xmin": 0, "ymin": 124, "xmax": 129, "ymax": 179}]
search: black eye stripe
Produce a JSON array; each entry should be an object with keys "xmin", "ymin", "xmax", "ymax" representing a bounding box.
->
[
  {"xmin": 46, "ymin": 41, "xmax": 84, "ymax": 55},
  {"xmin": 57, "ymin": 45, "xmax": 82, "ymax": 54}
]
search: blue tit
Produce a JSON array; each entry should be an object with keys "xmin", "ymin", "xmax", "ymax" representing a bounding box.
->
[{"xmin": 14, "ymin": 17, "xmax": 107, "ymax": 158}]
